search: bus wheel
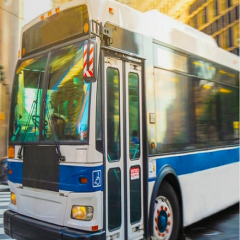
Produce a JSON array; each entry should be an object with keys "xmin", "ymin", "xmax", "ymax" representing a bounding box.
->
[{"xmin": 152, "ymin": 180, "xmax": 180, "ymax": 240}]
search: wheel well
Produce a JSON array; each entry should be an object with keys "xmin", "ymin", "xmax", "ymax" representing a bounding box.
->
[{"xmin": 161, "ymin": 174, "xmax": 183, "ymax": 228}]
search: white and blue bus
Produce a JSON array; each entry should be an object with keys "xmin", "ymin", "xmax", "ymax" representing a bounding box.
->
[{"xmin": 4, "ymin": 0, "xmax": 239, "ymax": 240}]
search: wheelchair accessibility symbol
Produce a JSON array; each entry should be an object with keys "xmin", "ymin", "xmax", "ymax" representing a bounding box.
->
[{"xmin": 93, "ymin": 170, "xmax": 101, "ymax": 187}]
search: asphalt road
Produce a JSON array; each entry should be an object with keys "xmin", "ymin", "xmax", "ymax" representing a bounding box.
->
[{"xmin": 179, "ymin": 203, "xmax": 239, "ymax": 240}]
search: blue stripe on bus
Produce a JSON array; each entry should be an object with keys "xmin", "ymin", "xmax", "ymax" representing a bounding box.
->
[
  {"xmin": 149, "ymin": 147, "xmax": 239, "ymax": 182},
  {"xmin": 59, "ymin": 164, "xmax": 103, "ymax": 192},
  {"xmin": 7, "ymin": 161, "xmax": 23, "ymax": 184},
  {"xmin": 7, "ymin": 147, "xmax": 239, "ymax": 188},
  {"xmin": 7, "ymin": 161, "xmax": 103, "ymax": 192}
]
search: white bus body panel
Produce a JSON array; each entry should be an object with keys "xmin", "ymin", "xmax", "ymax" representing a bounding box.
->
[
  {"xmin": 8, "ymin": 181, "xmax": 103, "ymax": 230},
  {"xmin": 8, "ymin": 181, "xmax": 68, "ymax": 225},
  {"xmin": 148, "ymin": 147, "xmax": 239, "ymax": 227},
  {"xmin": 179, "ymin": 161, "xmax": 239, "ymax": 227}
]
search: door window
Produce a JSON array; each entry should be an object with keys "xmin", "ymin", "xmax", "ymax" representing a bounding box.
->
[
  {"xmin": 107, "ymin": 68, "xmax": 120, "ymax": 161},
  {"xmin": 130, "ymin": 166, "xmax": 141, "ymax": 224},
  {"xmin": 108, "ymin": 168, "xmax": 121, "ymax": 231},
  {"xmin": 128, "ymin": 72, "xmax": 140, "ymax": 160}
]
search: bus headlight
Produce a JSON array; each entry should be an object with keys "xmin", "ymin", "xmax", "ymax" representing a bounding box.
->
[
  {"xmin": 71, "ymin": 206, "xmax": 93, "ymax": 221},
  {"xmin": 11, "ymin": 192, "xmax": 16, "ymax": 205}
]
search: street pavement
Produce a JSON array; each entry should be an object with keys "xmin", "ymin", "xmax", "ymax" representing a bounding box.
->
[
  {"xmin": 0, "ymin": 185, "xmax": 12, "ymax": 240},
  {"xmin": 179, "ymin": 203, "xmax": 239, "ymax": 240}
]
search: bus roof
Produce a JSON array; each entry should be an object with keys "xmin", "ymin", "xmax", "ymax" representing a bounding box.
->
[{"xmin": 22, "ymin": 0, "xmax": 239, "ymax": 71}]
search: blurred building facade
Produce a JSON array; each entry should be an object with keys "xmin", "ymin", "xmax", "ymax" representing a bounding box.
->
[
  {"xmin": 0, "ymin": 0, "xmax": 71, "ymax": 158},
  {"xmin": 117, "ymin": 0, "xmax": 240, "ymax": 56},
  {"xmin": 185, "ymin": 0, "xmax": 239, "ymax": 55}
]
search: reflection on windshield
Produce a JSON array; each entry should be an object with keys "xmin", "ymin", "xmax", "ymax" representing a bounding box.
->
[
  {"xmin": 44, "ymin": 42, "xmax": 90, "ymax": 141},
  {"xmin": 9, "ymin": 55, "xmax": 47, "ymax": 143}
]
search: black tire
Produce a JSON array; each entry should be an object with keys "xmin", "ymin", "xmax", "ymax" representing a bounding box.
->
[{"xmin": 153, "ymin": 180, "xmax": 180, "ymax": 240}]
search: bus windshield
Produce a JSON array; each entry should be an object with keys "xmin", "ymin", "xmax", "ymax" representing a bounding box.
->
[
  {"xmin": 9, "ymin": 41, "xmax": 90, "ymax": 143},
  {"xmin": 43, "ymin": 42, "xmax": 90, "ymax": 141},
  {"xmin": 9, "ymin": 54, "xmax": 47, "ymax": 143}
]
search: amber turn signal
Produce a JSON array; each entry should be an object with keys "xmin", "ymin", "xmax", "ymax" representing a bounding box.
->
[
  {"xmin": 8, "ymin": 146, "xmax": 15, "ymax": 158},
  {"xmin": 11, "ymin": 192, "xmax": 16, "ymax": 205}
]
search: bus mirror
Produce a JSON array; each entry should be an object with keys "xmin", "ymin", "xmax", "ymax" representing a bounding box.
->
[{"xmin": 83, "ymin": 40, "xmax": 98, "ymax": 83}]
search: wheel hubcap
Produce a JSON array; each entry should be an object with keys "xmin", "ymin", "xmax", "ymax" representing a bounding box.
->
[
  {"xmin": 159, "ymin": 210, "xmax": 167, "ymax": 232},
  {"xmin": 154, "ymin": 196, "xmax": 173, "ymax": 240}
]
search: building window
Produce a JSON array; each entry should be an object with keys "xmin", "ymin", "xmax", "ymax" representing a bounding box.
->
[
  {"xmin": 189, "ymin": 17, "xmax": 196, "ymax": 28},
  {"xmin": 207, "ymin": 1, "xmax": 216, "ymax": 22},
  {"xmin": 233, "ymin": 22, "xmax": 239, "ymax": 47},
  {"xmin": 230, "ymin": 8, "xmax": 236, "ymax": 23},
  {"xmin": 229, "ymin": 27, "xmax": 233, "ymax": 47},
  {"xmin": 223, "ymin": 29, "xmax": 229, "ymax": 49},
  {"xmin": 221, "ymin": 16, "xmax": 225, "ymax": 28},
  {"xmin": 215, "ymin": 0, "xmax": 218, "ymax": 15},
  {"xmin": 218, "ymin": 32, "xmax": 224, "ymax": 48},
  {"xmin": 217, "ymin": 18, "xmax": 222, "ymax": 31},
  {"xmin": 224, "ymin": 12, "xmax": 229, "ymax": 25},
  {"xmin": 212, "ymin": 21, "xmax": 217, "ymax": 33},
  {"xmin": 236, "ymin": 5, "xmax": 239, "ymax": 19},
  {"xmin": 197, "ymin": 9, "xmax": 205, "ymax": 27},
  {"xmin": 189, "ymin": 2, "xmax": 197, "ymax": 15},
  {"xmin": 218, "ymin": 0, "xmax": 227, "ymax": 13},
  {"xmin": 202, "ymin": 26, "xmax": 211, "ymax": 35},
  {"xmin": 193, "ymin": 15, "xmax": 198, "ymax": 28}
]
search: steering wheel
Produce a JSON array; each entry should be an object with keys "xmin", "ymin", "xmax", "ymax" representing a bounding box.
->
[{"xmin": 32, "ymin": 115, "xmax": 48, "ymax": 127}]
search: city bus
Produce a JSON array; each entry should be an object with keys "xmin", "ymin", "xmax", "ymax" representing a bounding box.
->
[{"xmin": 4, "ymin": 0, "xmax": 239, "ymax": 239}]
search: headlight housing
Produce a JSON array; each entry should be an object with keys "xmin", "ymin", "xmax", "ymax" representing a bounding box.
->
[
  {"xmin": 11, "ymin": 192, "xmax": 16, "ymax": 205},
  {"xmin": 71, "ymin": 206, "xmax": 93, "ymax": 221}
]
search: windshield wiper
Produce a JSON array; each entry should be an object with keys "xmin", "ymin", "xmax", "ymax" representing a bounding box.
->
[
  {"xmin": 34, "ymin": 71, "xmax": 42, "ymax": 132},
  {"xmin": 44, "ymin": 100, "xmax": 66, "ymax": 162},
  {"xmin": 17, "ymin": 71, "xmax": 43, "ymax": 159},
  {"xmin": 17, "ymin": 100, "xmax": 36, "ymax": 159}
]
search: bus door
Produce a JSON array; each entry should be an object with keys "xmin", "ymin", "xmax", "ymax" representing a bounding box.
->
[{"xmin": 104, "ymin": 55, "xmax": 144, "ymax": 240}]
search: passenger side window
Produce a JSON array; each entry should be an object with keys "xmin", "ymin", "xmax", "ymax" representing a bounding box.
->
[
  {"xmin": 154, "ymin": 68, "xmax": 190, "ymax": 154},
  {"xmin": 194, "ymin": 80, "xmax": 219, "ymax": 145},
  {"xmin": 193, "ymin": 80, "xmax": 239, "ymax": 146}
]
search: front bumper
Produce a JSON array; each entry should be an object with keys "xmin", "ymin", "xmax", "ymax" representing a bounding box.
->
[{"xmin": 4, "ymin": 210, "xmax": 105, "ymax": 240}]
